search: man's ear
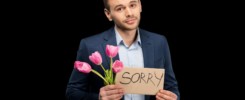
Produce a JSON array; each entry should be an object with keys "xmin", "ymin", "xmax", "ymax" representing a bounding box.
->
[{"xmin": 104, "ymin": 8, "xmax": 113, "ymax": 21}]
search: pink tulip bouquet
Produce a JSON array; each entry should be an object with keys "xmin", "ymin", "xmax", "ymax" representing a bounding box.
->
[{"xmin": 74, "ymin": 45, "xmax": 124, "ymax": 85}]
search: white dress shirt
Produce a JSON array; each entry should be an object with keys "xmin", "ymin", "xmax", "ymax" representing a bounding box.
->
[{"xmin": 115, "ymin": 27, "xmax": 145, "ymax": 100}]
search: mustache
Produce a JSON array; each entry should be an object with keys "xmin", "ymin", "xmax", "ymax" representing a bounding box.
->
[{"xmin": 124, "ymin": 17, "xmax": 137, "ymax": 22}]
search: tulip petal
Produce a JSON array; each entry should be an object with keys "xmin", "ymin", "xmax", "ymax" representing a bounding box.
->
[
  {"xmin": 106, "ymin": 45, "xmax": 119, "ymax": 58},
  {"xmin": 74, "ymin": 61, "xmax": 92, "ymax": 73},
  {"xmin": 112, "ymin": 60, "xmax": 124, "ymax": 73},
  {"xmin": 89, "ymin": 51, "xmax": 102, "ymax": 65}
]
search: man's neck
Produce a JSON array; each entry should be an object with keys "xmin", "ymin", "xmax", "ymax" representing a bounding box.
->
[{"xmin": 115, "ymin": 26, "xmax": 137, "ymax": 47}]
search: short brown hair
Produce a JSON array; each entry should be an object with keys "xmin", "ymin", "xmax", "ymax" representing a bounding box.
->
[{"xmin": 103, "ymin": 0, "xmax": 110, "ymax": 10}]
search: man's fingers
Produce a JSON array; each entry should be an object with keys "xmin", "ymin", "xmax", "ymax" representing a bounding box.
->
[
  {"xmin": 156, "ymin": 89, "xmax": 177, "ymax": 100},
  {"xmin": 100, "ymin": 90, "xmax": 124, "ymax": 100},
  {"xmin": 105, "ymin": 85, "xmax": 123, "ymax": 91},
  {"xmin": 159, "ymin": 89, "xmax": 177, "ymax": 98},
  {"xmin": 103, "ymin": 89, "xmax": 124, "ymax": 96},
  {"xmin": 156, "ymin": 92, "xmax": 164, "ymax": 98},
  {"xmin": 106, "ymin": 93, "xmax": 124, "ymax": 100},
  {"xmin": 100, "ymin": 85, "xmax": 124, "ymax": 100},
  {"xmin": 156, "ymin": 95, "xmax": 162, "ymax": 100}
]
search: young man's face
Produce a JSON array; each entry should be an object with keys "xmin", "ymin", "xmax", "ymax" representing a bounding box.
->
[{"xmin": 105, "ymin": 0, "xmax": 142, "ymax": 30}]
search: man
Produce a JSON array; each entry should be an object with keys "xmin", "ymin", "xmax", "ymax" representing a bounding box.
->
[{"xmin": 66, "ymin": 0, "xmax": 180, "ymax": 100}]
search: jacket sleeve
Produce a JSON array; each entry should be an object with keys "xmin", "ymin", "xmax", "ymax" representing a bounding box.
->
[
  {"xmin": 162, "ymin": 36, "xmax": 180, "ymax": 100},
  {"xmin": 66, "ymin": 39, "xmax": 99, "ymax": 100}
]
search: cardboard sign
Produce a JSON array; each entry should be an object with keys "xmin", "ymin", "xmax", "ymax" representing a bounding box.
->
[{"xmin": 115, "ymin": 67, "xmax": 165, "ymax": 95}]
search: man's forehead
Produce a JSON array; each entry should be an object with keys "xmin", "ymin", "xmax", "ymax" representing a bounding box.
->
[{"xmin": 108, "ymin": 0, "xmax": 138, "ymax": 6}]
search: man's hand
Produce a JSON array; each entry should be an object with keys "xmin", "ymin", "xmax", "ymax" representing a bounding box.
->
[
  {"xmin": 99, "ymin": 84, "xmax": 124, "ymax": 100},
  {"xmin": 156, "ymin": 89, "xmax": 177, "ymax": 100}
]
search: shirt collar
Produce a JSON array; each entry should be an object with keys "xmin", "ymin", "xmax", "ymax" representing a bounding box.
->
[{"xmin": 114, "ymin": 26, "xmax": 141, "ymax": 46}]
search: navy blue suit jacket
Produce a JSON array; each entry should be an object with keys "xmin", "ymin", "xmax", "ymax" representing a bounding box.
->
[{"xmin": 66, "ymin": 27, "xmax": 180, "ymax": 100}]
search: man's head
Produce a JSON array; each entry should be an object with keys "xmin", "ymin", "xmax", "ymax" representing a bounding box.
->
[{"xmin": 103, "ymin": 0, "xmax": 142, "ymax": 30}]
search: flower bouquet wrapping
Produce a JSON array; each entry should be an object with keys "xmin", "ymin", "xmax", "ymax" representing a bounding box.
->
[{"xmin": 74, "ymin": 45, "xmax": 124, "ymax": 85}]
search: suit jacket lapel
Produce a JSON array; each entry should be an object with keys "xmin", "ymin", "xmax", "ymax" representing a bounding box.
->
[
  {"xmin": 140, "ymin": 29, "xmax": 154, "ymax": 68},
  {"xmin": 101, "ymin": 27, "xmax": 120, "ymax": 69}
]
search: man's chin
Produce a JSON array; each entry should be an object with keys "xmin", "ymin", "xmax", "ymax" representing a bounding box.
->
[
  {"xmin": 124, "ymin": 24, "xmax": 139, "ymax": 30},
  {"xmin": 116, "ymin": 22, "xmax": 139, "ymax": 30},
  {"xmin": 123, "ymin": 27, "xmax": 138, "ymax": 30}
]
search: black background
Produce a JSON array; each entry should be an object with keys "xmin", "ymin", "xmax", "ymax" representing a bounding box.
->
[{"xmin": 4, "ymin": 0, "xmax": 241, "ymax": 100}]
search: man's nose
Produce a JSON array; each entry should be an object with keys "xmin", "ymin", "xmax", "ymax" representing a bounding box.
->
[{"xmin": 125, "ymin": 7, "xmax": 133, "ymax": 17}]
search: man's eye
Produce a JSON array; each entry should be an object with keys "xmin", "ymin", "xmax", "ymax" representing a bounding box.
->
[
  {"xmin": 117, "ymin": 8, "xmax": 123, "ymax": 11},
  {"xmin": 130, "ymin": 4, "xmax": 136, "ymax": 8}
]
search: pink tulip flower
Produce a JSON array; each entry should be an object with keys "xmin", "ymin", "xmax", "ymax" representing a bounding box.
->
[
  {"xmin": 112, "ymin": 60, "xmax": 124, "ymax": 73},
  {"xmin": 89, "ymin": 51, "xmax": 102, "ymax": 65},
  {"xmin": 106, "ymin": 45, "xmax": 119, "ymax": 58},
  {"xmin": 74, "ymin": 61, "xmax": 92, "ymax": 73}
]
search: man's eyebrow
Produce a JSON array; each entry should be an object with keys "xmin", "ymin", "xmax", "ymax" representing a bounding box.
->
[
  {"xmin": 114, "ymin": 4, "xmax": 124, "ymax": 9},
  {"xmin": 129, "ymin": 0, "xmax": 138, "ymax": 4},
  {"xmin": 114, "ymin": 0, "xmax": 138, "ymax": 9}
]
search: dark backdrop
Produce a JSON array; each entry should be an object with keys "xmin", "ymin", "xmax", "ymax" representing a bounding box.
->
[
  {"xmin": 31, "ymin": 1, "xmax": 204, "ymax": 100},
  {"xmin": 57, "ymin": 1, "xmax": 195, "ymax": 99},
  {"xmin": 7, "ymin": 0, "xmax": 238, "ymax": 100}
]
